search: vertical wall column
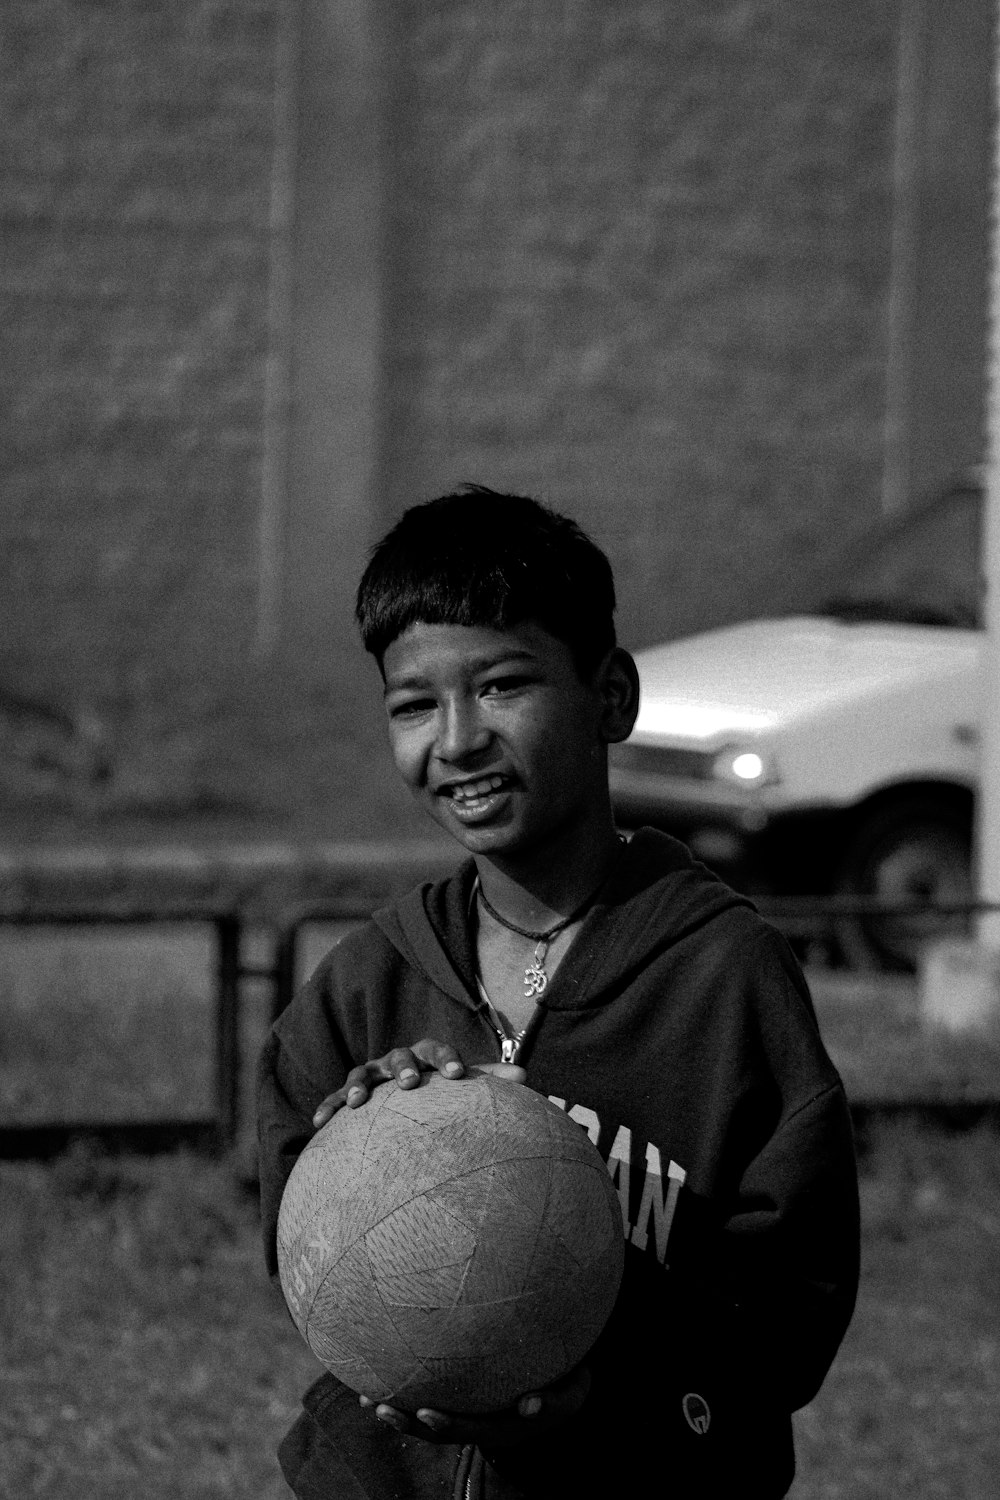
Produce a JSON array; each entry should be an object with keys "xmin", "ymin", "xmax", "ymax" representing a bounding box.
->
[
  {"xmin": 281, "ymin": 0, "xmax": 385, "ymax": 666},
  {"xmin": 882, "ymin": 0, "xmax": 994, "ymax": 511}
]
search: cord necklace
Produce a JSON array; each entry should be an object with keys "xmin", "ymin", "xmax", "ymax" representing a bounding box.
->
[{"xmin": 475, "ymin": 872, "xmax": 607, "ymax": 1000}]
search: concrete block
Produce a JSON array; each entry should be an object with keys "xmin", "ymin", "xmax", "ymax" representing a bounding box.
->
[{"xmin": 920, "ymin": 938, "xmax": 1000, "ymax": 1031}]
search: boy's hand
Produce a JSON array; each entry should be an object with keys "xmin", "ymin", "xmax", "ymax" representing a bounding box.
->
[
  {"xmin": 358, "ymin": 1362, "xmax": 591, "ymax": 1448},
  {"xmin": 312, "ymin": 1043, "xmax": 526, "ymax": 1128}
]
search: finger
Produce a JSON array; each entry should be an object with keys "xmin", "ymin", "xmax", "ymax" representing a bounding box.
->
[
  {"xmin": 518, "ymin": 1362, "xmax": 591, "ymax": 1421},
  {"xmin": 383, "ymin": 1046, "xmax": 431, "ymax": 1089},
  {"xmin": 312, "ymin": 1093, "xmax": 341, "ymax": 1128},
  {"xmin": 373, "ymin": 1402, "xmax": 417, "ymax": 1434},
  {"xmin": 473, "ymin": 1063, "xmax": 528, "ymax": 1086},
  {"xmin": 415, "ymin": 1408, "xmax": 452, "ymax": 1435},
  {"xmin": 312, "ymin": 1078, "xmax": 367, "ymax": 1127},
  {"xmin": 410, "ymin": 1039, "xmax": 466, "ymax": 1080},
  {"xmin": 413, "ymin": 1411, "xmax": 508, "ymax": 1447},
  {"xmin": 313, "ymin": 1058, "xmax": 393, "ymax": 1126}
]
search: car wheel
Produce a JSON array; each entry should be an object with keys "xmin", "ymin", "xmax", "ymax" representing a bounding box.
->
[{"xmin": 834, "ymin": 798, "xmax": 973, "ymax": 971}]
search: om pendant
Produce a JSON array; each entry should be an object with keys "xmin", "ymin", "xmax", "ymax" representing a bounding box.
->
[{"xmin": 523, "ymin": 960, "xmax": 548, "ymax": 998}]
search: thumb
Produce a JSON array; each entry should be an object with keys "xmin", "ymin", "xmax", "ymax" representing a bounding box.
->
[{"xmin": 472, "ymin": 1063, "xmax": 528, "ymax": 1085}]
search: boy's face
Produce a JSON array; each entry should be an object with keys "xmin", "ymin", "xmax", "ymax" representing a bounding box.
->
[{"xmin": 381, "ymin": 620, "xmax": 631, "ymax": 860}]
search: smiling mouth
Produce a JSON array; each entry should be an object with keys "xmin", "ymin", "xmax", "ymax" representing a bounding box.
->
[{"xmin": 439, "ymin": 774, "xmax": 513, "ymax": 803}]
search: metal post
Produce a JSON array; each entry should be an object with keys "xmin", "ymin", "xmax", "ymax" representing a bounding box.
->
[
  {"xmin": 978, "ymin": 0, "xmax": 1000, "ymax": 952},
  {"xmin": 214, "ymin": 915, "xmax": 242, "ymax": 1148},
  {"xmin": 270, "ymin": 922, "xmax": 300, "ymax": 1021}
]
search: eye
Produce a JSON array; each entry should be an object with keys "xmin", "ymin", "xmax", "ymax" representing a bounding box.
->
[
  {"xmin": 481, "ymin": 674, "xmax": 531, "ymax": 697},
  {"xmin": 387, "ymin": 696, "xmax": 435, "ymax": 720}
]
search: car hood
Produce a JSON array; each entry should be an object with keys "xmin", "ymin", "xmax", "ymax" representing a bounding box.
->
[{"xmin": 630, "ymin": 616, "xmax": 979, "ymax": 744}]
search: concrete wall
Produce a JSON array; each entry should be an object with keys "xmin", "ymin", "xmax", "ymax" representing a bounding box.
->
[
  {"xmin": 2, "ymin": 0, "xmax": 276, "ymax": 825},
  {"xmin": 0, "ymin": 0, "xmax": 937, "ymax": 840},
  {"xmin": 882, "ymin": 0, "xmax": 993, "ymax": 512},
  {"xmin": 379, "ymin": 0, "xmax": 898, "ymax": 650}
]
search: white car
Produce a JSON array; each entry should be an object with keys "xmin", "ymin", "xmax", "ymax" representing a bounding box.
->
[{"xmin": 610, "ymin": 477, "xmax": 982, "ymax": 969}]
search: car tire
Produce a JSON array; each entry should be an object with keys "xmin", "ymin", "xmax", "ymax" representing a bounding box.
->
[{"xmin": 834, "ymin": 796, "xmax": 973, "ymax": 972}]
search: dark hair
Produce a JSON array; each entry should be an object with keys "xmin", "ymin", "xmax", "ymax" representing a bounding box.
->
[{"xmin": 356, "ymin": 485, "xmax": 617, "ymax": 676}]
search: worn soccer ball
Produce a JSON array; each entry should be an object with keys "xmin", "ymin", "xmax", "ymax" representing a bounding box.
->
[{"xmin": 277, "ymin": 1070, "xmax": 624, "ymax": 1414}]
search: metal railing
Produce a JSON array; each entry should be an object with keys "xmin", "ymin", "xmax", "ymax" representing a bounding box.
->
[
  {"xmin": 2, "ymin": 846, "xmax": 999, "ymax": 1159},
  {"xmin": 0, "ymin": 842, "xmax": 452, "ymax": 1159},
  {"xmin": 266, "ymin": 893, "xmax": 1000, "ymax": 1017}
]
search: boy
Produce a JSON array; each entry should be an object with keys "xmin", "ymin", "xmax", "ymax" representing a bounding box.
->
[{"xmin": 258, "ymin": 486, "xmax": 860, "ymax": 1500}]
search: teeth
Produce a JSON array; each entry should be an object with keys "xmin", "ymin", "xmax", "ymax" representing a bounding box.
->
[{"xmin": 450, "ymin": 775, "xmax": 506, "ymax": 801}]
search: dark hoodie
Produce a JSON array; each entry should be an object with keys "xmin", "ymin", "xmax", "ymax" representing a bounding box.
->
[{"xmin": 258, "ymin": 829, "xmax": 859, "ymax": 1500}]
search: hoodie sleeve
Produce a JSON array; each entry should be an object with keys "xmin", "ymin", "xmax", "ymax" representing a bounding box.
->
[
  {"xmin": 256, "ymin": 886, "xmax": 479, "ymax": 1285},
  {"xmin": 682, "ymin": 929, "xmax": 861, "ymax": 1414},
  {"xmin": 712, "ymin": 1076, "xmax": 860, "ymax": 1411},
  {"xmin": 256, "ymin": 949, "xmax": 359, "ymax": 1281}
]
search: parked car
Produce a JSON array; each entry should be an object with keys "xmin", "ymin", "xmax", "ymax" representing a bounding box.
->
[{"xmin": 610, "ymin": 475, "xmax": 983, "ymax": 969}]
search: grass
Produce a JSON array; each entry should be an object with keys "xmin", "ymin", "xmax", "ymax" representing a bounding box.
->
[
  {"xmin": 0, "ymin": 1149, "xmax": 320, "ymax": 1499},
  {"xmin": 810, "ymin": 971, "xmax": 1000, "ymax": 1105},
  {"xmin": 0, "ymin": 931, "xmax": 215, "ymax": 1123},
  {"xmin": 0, "ymin": 925, "xmax": 350, "ymax": 1129},
  {"xmin": 1, "ymin": 1126, "xmax": 997, "ymax": 1498},
  {"xmin": 4, "ymin": 934, "xmax": 998, "ymax": 1132},
  {"xmin": 2, "ymin": 939, "xmax": 999, "ymax": 1495},
  {"xmin": 794, "ymin": 1124, "xmax": 1000, "ymax": 1499}
]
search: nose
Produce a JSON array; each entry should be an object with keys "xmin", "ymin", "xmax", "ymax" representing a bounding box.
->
[{"xmin": 438, "ymin": 697, "xmax": 490, "ymax": 762}]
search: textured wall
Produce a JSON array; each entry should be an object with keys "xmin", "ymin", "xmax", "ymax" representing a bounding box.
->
[
  {"xmin": 1, "ymin": 0, "xmax": 900, "ymax": 838},
  {"xmin": 1, "ymin": 0, "xmax": 276, "ymax": 819},
  {"xmin": 381, "ymin": 0, "xmax": 897, "ymax": 649}
]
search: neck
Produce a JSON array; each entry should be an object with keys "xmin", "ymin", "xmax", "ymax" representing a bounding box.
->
[{"xmin": 474, "ymin": 817, "xmax": 622, "ymax": 930}]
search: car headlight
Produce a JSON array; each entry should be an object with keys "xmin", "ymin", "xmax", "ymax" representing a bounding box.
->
[{"xmin": 711, "ymin": 746, "xmax": 780, "ymax": 787}]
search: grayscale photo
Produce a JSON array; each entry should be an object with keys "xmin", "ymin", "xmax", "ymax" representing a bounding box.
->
[{"xmin": 2, "ymin": 3, "xmax": 998, "ymax": 1496}]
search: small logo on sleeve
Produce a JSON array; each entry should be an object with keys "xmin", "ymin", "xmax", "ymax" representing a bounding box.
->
[{"xmin": 682, "ymin": 1392, "xmax": 711, "ymax": 1435}]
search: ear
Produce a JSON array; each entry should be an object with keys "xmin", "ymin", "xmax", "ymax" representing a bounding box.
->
[{"xmin": 595, "ymin": 648, "xmax": 640, "ymax": 744}]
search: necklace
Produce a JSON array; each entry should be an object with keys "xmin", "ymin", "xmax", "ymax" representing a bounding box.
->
[{"xmin": 475, "ymin": 874, "xmax": 608, "ymax": 1000}]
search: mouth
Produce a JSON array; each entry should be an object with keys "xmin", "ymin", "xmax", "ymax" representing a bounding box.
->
[{"xmin": 436, "ymin": 773, "xmax": 515, "ymax": 820}]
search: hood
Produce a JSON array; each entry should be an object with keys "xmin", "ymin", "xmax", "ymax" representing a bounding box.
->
[
  {"xmin": 371, "ymin": 830, "xmax": 753, "ymax": 1012},
  {"xmin": 630, "ymin": 616, "xmax": 978, "ymax": 746}
]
